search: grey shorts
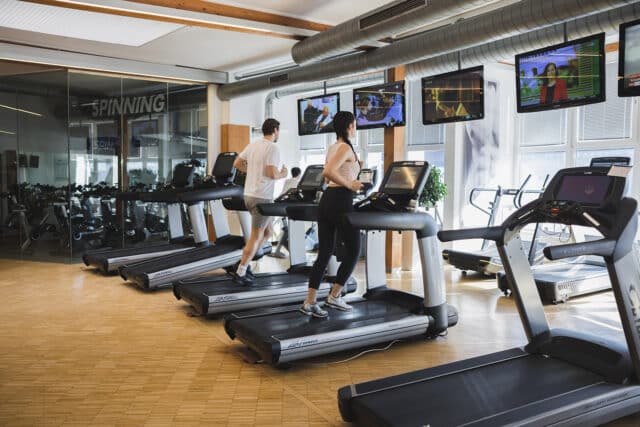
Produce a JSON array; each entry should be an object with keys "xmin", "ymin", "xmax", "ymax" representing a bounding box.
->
[{"xmin": 244, "ymin": 196, "xmax": 274, "ymax": 229}]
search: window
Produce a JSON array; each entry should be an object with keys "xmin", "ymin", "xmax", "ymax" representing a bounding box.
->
[
  {"xmin": 520, "ymin": 109, "xmax": 568, "ymax": 146},
  {"xmin": 519, "ymin": 151, "xmax": 566, "ymax": 189},
  {"xmin": 579, "ymin": 62, "xmax": 633, "ymax": 141},
  {"xmin": 408, "ymin": 149, "xmax": 444, "ymax": 170}
]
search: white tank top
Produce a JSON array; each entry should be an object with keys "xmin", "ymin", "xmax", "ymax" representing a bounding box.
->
[{"xmin": 326, "ymin": 142, "xmax": 360, "ymax": 187}]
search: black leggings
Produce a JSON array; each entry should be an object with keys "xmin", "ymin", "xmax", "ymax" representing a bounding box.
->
[{"xmin": 308, "ymin": 187, "xmax": 360, "ymax": 290}]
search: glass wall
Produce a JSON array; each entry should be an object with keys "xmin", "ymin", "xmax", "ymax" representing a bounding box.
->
[{"xmin": 0, "ymin": 64, "xmax": 208, "ymax": 262}]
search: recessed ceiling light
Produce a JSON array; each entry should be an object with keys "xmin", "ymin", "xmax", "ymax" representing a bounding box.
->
[{"xmin": 0, "ymin": 1, "xmax": 182, "ymax": 46}]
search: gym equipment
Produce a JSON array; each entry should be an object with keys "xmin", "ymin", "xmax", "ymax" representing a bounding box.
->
[
  {"xmin": 442, "ymin": 175, "xmax": 546, "ymax": 275},
  {"xmin": 172, "ymin": 165, "xmax": 359, "ymax": 315},
  {"xmin": 338, "ymin": 165, "xmax": 640, "ymax": 427},
  {"xmin": 118, "ymin": 153, "xmax": 250, "ymax": 290},
  {"xmin": 224, "ymin": 161, "xmax": 457, "ymax": 365},
  {"xmin": 497, "ymin": 156, "xmax": 632, "ymax": 303},
  {"xmin": 82, "ymin": 162, "xmax": 197, "ymax": 274}
]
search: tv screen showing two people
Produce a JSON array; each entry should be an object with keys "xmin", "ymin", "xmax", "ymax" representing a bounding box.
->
[
  {"xmin": 298, "ymin": 94, "xmax": 340, "ymax": 135},
  {"xmin": 516, "ymin": 34, "xmax": 605, "ymax": 112},
  {"xmin": 353, "ymin": 82, "xmax": 405, "ymax": 129}
]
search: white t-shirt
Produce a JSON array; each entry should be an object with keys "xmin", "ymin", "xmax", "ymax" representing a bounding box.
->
[{"xmin": 239, "ymin": 138, "xmax": 281, "ymax": 199}]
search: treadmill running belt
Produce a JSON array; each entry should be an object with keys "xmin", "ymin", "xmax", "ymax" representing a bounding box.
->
[
  {"xmin": 534, "ymin": 262, "xmax": 608, "ymax": 283},
  {"xmin": 83, "ymin": 243, "xmax": 191, "ymax": 273},
  {"xmin": 229, "ymin": 300, "xmax": 416, "ymax": 341},
  {"xmin": 121, "ymin": 237, "xmax": 243, "ymax": 272},
  {"xmin": 175, "ymin": 273, "xmax": 358, "ymax": 316},
  {"xmin": 176, "ymin": 273, "xmax": 309, "ymax": 296},
  {"xmin": 349, "ymin": 354, "xmax": 605, "ymax": 427}
]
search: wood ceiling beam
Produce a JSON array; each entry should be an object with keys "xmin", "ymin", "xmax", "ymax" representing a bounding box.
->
[
  {"xmin": 21, "ymin": 0, "xmax": 315, "ymax": 40},
  {"xmin": 126, "ymin": 0, "xmax": 331, "ymax": 32}
]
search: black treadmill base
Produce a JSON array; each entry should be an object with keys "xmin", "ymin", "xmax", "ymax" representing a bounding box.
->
[
  {"xmin": 497, "ymin": 262, "xmax": 611, "ymax": 304},
  {"xmin": 339, "ymin": 347, "xmax": 640, "ymax": 427}
]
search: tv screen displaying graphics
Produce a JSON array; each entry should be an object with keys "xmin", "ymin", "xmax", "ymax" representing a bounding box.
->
[
  {"xmin": 353, "ymin": 81, "xmax": 405, "ymax": 129},
  {"xmin": 516, "ymin": 33, "xmax": 605, "ymax": 113},
  {"xmin": 297, "ymin": 93, "xmax": 340, "ymax": 136},
  {"xmin": 421, "ymin": 66, "xmax": 484, "ymax": 125},
  {"xmin": 619, "ymin": 19, "xmax": 640, "ymax": 97}
]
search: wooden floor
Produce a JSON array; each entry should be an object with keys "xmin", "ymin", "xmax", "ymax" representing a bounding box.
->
[{"xmin": 1, "ymin": 256, "xmax": 640, "ymax": 426}]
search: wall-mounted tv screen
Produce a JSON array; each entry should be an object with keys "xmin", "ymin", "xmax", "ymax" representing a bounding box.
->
[
  {"xmin": 516, "ymin": 33, "xmax": 605, "ymax": 113},
  {"xmin": 619, "ymin": 19, "xmax": 640, "ymax": 97},
  {"xmin": 297, "ymin": 93, "xmax": 340, "ymax": 136},
  {"xmin": 353, "ymin": 81, "xmax": 405, "ymax": 129},
  {"xmin": 421, "ymin": 66, "xmax": 484, "ymax": 125}
]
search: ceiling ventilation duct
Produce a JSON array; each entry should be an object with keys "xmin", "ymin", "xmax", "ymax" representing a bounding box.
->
[
  {"xmin": 291, "ymin": 0, "xmax": 492, "ymax": 65},
  {"xmin": 218, "ymin": 0, "xmax": 637, "ymax": 100},
  {"xmin": 405, "ymin": 3, "xmax": 640, "ymax": 78}
]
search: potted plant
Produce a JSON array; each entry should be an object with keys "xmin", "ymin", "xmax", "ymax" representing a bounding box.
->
[{"xmin": 419, "ymin": 167, "xmax": 447, "ymax": 213}]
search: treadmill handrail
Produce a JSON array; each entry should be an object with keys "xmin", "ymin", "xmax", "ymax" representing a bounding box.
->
[
  {"xmin": 344, "ymin": 211, "xmax": 438, "ymax": 239},
  {"xmin": 178, "ymin": 185, "xmax": 243, "ymax": 203},
  {"xmin": 543, "ymin": 238, "xmax": 617, "ymax": 261},
  {"xmin": 438, "ymin": 226, "xmax": 503, "ymax": 243}
]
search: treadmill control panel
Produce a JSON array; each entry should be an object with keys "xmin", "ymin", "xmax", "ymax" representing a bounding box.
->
[
  {"xmin": 355, "ymin": 161, "xmax": 430, "ymax": 212},
  {"xmin": 275, "ymin": 165, "xmax": 325, "ymax": 203},
  {"xmin": 507, "ymin": 167, "xmax": 627, "ymax": 233}
]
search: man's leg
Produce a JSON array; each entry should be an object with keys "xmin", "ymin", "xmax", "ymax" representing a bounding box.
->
[{"xmin": 236, "ymin": 225, "xmax": 266, "ymax": 278}]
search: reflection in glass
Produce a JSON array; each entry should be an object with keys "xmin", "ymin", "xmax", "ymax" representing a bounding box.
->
[{"xmin": 0, "ymin": 64, "xmax": 208, "ymax": 263}]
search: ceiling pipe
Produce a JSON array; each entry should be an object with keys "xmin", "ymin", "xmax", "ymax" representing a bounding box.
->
[
  {"xmin": 264, "ymin": 72, "xmax": 384, "ymax": 118},
  {"xmin": 218, "ymin": 0, "xmax": 636, "ymax": 100},
  {"xmin": 405, "ymin": 3, "xmax": 640, "ymax": 78},
  {"xmin": 291, "ymin": 0, "xmax": 493, "ymax": 65}
]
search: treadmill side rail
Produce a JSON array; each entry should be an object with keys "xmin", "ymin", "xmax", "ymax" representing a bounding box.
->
[{"xmin": 275, "ymin": 315, "xmax": 430, "ymax": 364}]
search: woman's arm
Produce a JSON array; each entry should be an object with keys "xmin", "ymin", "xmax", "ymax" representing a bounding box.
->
[{"xmin": 323, "ymin": 144, "xmax": 357, "ymax": 188}]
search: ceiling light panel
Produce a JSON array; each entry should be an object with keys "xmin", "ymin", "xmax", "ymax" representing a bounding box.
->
[{"xmin": 0, "ymin": 0, "xmax": 183, "ymax": 46}]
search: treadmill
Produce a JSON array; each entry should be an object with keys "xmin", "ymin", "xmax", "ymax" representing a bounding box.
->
[
  {"xmin": 118, "ymin": 152, "xmax": 249, "ymax": 290},
  {"xmin": 442, "ymin": 175, "xmax": 546, "ymax": 275},
  {"xmin": 82, "ymin": 163, "xmax": 196, "ymax": 274},
  {"xmin": 338, "ymin": 165, "xmax": 640, "ymax": 427},
  {"xmin": 497, "ymin": 156, "xmax": 632, "ymax": 303},
  {"xmin": 172, "ymin": 165, "xmax": 370, "ymax": 316},
  {"xmin": 224, "ymin": 161, "xmax": 458, "ymax": 365}
]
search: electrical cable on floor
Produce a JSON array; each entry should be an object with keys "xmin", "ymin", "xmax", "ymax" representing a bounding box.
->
[{"xmin": 293, "ymin": 340, "xmax": 403, "ymax": 366}]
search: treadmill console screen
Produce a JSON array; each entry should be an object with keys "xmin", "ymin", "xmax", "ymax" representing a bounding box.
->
[
  {"xmin": 384, "ymin": 166, "xmax": 423, "ymax": 192},
  {"xmin": 212, "ymin": 154, "xmax": 236, "ymax": 178},
  {"xmin": 359, "ymin": 170, "xmax": 374, "ymax": 185},
  {"xmin": 299, "ymin": 168, "xmax": 324, "ymax": 189},
  {"xmin": 555, "ymin": 175, "xmax": 612, "ymax": 205}
]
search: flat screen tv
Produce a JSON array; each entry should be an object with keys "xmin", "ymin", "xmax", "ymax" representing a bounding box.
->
[
  {"xmin": 516, "ymin": 33, "xmax": 605, "ymax": 113},
  {"xmin": 421, "ymin": 66, "xmax": 484, "ymax": 125},
  {"xmin": 619, "ymin": 19, "xmax": 640, "ymax": 97},
  {"xmin": 297, "ymin": 93, "xmax": 340, "ymax": 136},
  {"xmin": 353, "ymin": 81, "xmax": 405, "ymax": 130}
]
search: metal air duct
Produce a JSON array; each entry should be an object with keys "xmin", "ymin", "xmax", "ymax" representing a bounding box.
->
[
  {"xmin": 218, "ymin": 0, "xmax": 635, "ymax": 100},
  {"xmin": 406, "ymin": 3, "xmax": 640, "ymax": 78},
  {"xmin": 291, "ymin": 0, "xmax": 492, "ymax": 65}
]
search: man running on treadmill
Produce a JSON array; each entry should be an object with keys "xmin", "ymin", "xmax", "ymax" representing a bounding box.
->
[{"xmin": 233, "ymin": 118, "xmax": 287, "ymax": 284}]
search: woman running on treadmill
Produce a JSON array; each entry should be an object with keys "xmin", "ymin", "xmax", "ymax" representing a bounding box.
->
[{"xmin": 300, "ymin": 111, "xmax": 363, "ymax": 318}]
